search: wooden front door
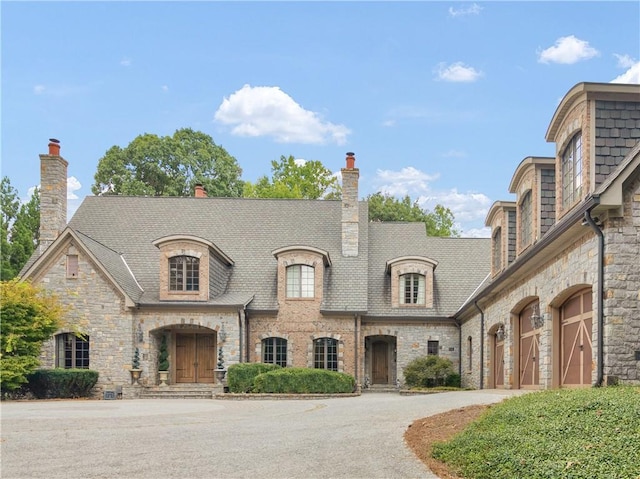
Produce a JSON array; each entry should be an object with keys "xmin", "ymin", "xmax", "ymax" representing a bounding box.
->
[
  {"xmin": 175, "ymin": 333, "xmax": 216, "ymax": 383},
  {"xmin": 561, "ymin": 290, "xmax": 593, "ymax": 387},
  {"xmin": 372, "ymin": 341, "xmax": 389, "ymax": 384},
  {"xmin": 494, "ymin": 338, "xmax": 505, "ymax": 388},
  {"xmin": 519, "ymin": 303, "xmax": 540, "ymax": 388}
]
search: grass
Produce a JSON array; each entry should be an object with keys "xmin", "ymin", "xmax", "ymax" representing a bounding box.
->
[{"xmin": 431, "ymin": 386, "xmax": 640, "ymax": 479}]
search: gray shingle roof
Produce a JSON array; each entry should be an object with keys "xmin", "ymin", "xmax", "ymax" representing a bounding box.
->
[{"xmin": 60, "ymin": 195, "xmax": 488, "ymax": 315}]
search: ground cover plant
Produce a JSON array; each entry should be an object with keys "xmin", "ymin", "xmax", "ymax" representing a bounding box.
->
[{"xmin": 431, "ymin": 386, "xmax": 640, "ymax": 479}]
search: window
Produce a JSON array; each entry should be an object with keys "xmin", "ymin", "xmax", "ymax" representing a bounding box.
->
[
  {"xmin": 492, "ymin": 228, "xmax": 502, "ymax": 273},
  {"xmin": 56, "ymin": 333, "xmax": 89, "ymax": 368},
  {"xmin": 400, "ymin": 273, "xmax": 425, "ymax": 304},
  {"xmin": 66, "ymin": 255, "xmax": 78, "ymax": 278},
  {"xmin": 262, "ymin": 337, "xmax": 287, "ymax": 367},
  {"xmin": 519, "ymin": 191, "xmax": 532, "ymax": 248},
  {"xmin": 314, "ymin": 338, "xmax": 338, "ymax": 370},
  {"xmin": 286, "ymin": 264, "xmax": 314, "ymax": 298},
  {"xmin": 427, "ymin": 340, "xmax": 439, "ymax": 356},
  {"xmin": 169, "ymin": 256, "xmax": 199, "ymax": 291},
  {"xmin": 562, "ymin": 132, "xmax": 582, "ymax": 208}
]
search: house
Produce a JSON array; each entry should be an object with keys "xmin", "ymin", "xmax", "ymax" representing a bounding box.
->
[
  {"xmin": 22, "ymin": 148, "xmax": 489, "ymax": 397},
  {"xmin": 21, "ymin": 81, "xmax": 640, "ymax": 397},
  {"xmin": 456, "ymin": 82, "xmax": 640, "ymax": 389}
]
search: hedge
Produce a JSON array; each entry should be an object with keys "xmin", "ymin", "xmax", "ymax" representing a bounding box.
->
[
  {"xmin": 226, "ymin": 363, "xmax": 282, "ymax": 393},
  {"xmin": 252, "ymin": 367, "xmax": 356, "ymax": 394},
  {"xmin": 26, "ymin": 369, "xmax": 98, "ymax": 399}
]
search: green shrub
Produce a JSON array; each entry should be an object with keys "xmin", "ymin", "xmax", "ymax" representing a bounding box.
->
[
  {"xmin": 444, "ymin": 373, "xmax": 461, "ymax": 388},
  {"xmin": 26, "ymin": 369, "xmax": 99, "ymax": 398},
  {"xmin": 404, "ymin": 355, "xmax": 455, "ymax": 388},
  {"xmin": 226, "ymin": 363, "xmax": 281, "ymax": 393},
  {"xmin": 252, "ymin": 367, "xmax": 355, "ymax": 394},
  {"xmin": 158, "ymin": 335, "xmax": 169, "ymax": 371}
]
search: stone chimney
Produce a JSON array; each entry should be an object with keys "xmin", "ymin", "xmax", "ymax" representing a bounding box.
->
[
  {"xmin": 39, "ymin": 139, "xmax": 68, "ymax": 253},
  {"xmin": 194, "ymin": 183, "xmax": 207, "ymax": 198},
  {"xmin": 341, "ymin": 152, "xmax": 359, "ymax": 257}
]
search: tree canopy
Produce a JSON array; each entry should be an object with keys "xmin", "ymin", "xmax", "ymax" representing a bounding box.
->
[
  {"xmin": 0, "ymin": 280, "xmax": 65, "ymax": 392},
  {"xmin": 92, "ymin": 128, "xmax": 244, "ymax": 197},
  {"xmin": 1, "ymin": 177, "xmax": 40, "ymax": 280},
  {"xmin": 243, "ymin": 155, "xmax": 341, "ymax": 200},
  {"xmin": 367, "ymin": 192, "xmax": 459, "ymax": 237}
]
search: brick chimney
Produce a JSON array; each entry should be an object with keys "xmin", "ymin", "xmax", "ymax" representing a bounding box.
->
[
  {"xmin": 341, "ymin": 152, "xmax": 359, "ymax": 257},
  {"xmin": 194, "ymin": 184, "xmax": 207, "ymax": 198},
  {"xmin": 39, "ymin": 139, "xmax": 68, "ymax": 253}
]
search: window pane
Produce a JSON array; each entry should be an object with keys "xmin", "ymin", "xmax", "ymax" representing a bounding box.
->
[
  {"xmin": 428, "ymin": 340, "xmax": 439, "ymax": 356},
  {"xmin": 300, "ymin": 265, "xmax": 314, "ymax": 297},
  {"xmin": 314, "ymin": 338, "xmax": 337, "ymax": 370},
  {"xmin": 286, "ymin": 265, "xmax": 314, "ymax": 298},
  {"xmin": 400, "ymin": 273, "xmax": 425, "ymax": 304},
  {"xmin": 169, "ymin": 256, "xmax": 199, "ymax": 291}
]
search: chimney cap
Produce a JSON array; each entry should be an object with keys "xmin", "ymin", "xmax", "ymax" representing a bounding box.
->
[
  {"xmin": 346, "ymin": 152, "xmax": 355, "ymax": 156},
  {"xmin": 49, "ymin": 138, "xmax": 60, "ymax": 144}
]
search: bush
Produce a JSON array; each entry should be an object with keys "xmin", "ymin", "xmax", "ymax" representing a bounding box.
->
[
  {"xmin": 226, "ymin": 363, "xmax": 281, "ymax": 393},
  {"xmin": 404, "ymin": 355, "xmax": 455, "ymax": 388},
  {"xmin": 445, "ymin": 373, "xmax": 461, "ymax": 388},
  {"xmin": 251, "ymin": 367, "xmax": 355, "ymax": 394},
  {"xmin": 26, "ymin": 369, "xmax": 98, "ymax": 399}
]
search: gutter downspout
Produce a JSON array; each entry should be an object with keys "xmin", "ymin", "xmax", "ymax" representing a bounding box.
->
[
  {"xmin": 454, "ymin": 317, "xmax": 462, "ymax": 377},
  {"xmin": 245, "ymin": 310, "xmax": 250, "ymax": 364},
  {"xmin": 474, "ymin": 301, "xmax": 485, "ymax": 389},
  {"xmin": 238, "ymin": 309, "xmax": 245, "ymax": 363},
  {"xmin": 354, "ymin": 315, "xmax": 359, "ymax": 387},
  {"xmin": 584, "ymin": 206, "xmax": 604, "ymax": 387}
]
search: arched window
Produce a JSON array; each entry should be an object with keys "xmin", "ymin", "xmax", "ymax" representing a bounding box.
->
[
  {"xmin": 262, "ymin": 337, "xmax": 287, "ymax": 367},
  {"xmin": 314, "ymin": 338, "xmax": 338, "ymax": 370},
  {"xmin": 169, "ymin": 256, "xmax": 199, "ymax": 291},
  {"xmin": 286, "ymin": 264, "xmax": 314, "ymax": 298},
  {"xmin": 519, "ymin": 191, "xmax": 532, "ymax": 248},
  {"xmin": 399, "ymin": 273, "xmax": 425, "ymax": 304},
  {"xmin": 562, "ymin": 132, "xmax": 583, "ymax": 208},
  {"xmin": 56, "ymin": 333, "xmax": 90, "ymax": 369}
]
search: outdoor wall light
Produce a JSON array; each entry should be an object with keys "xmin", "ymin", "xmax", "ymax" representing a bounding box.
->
[
  {"xmin": 136, "ymin": 324, "xmax": 144, "ymax": 343},
  {"xmin": 496, "ymin": 325, "xmax": 505, "ymax": 341},
  {"xmin": 530, "ymin": 304, "xmax": 545, "ymax": 329}
]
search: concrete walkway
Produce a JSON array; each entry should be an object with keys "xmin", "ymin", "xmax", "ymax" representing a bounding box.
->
[{"xmin": 1, "ymin": 389, "xmax": 525, "ymax": 479}]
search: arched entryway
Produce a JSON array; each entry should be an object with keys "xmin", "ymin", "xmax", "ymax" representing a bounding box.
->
[
  {"xmin": 559, "ymin": 289, "xmax": 593, "ymax": 387},
  {"xmin": 365, "ymin": 335, "xmax": 396, "ymax": 385},
  {"xmin": 154, "ymin": 326, "xmax": 219, "ymax": 384},
  {"xmin": 519, "ymin": 300, "xmax": 541, "ymax": 389}
]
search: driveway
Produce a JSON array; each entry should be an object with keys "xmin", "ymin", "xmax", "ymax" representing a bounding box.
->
[{"xmin": 1, "ymin": 390, "xmax": 523, "ymax": 479}]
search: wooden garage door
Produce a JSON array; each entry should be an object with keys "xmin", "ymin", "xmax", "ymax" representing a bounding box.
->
[
  {"xmin": 494, "ymin": 338, "xmax": 505, "ymax": 388},
  {"xmin": 520, "ymin": 302, "xmax": 540, "ymax": 388},
  {"xmin": 561, "ymin": 290, "xmax": 592, "ymax": 387}
]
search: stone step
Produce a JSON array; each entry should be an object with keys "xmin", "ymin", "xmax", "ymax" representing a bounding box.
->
[{"xmin": 139, "ymin": 386, "xmax": 222, "ymax": 399}]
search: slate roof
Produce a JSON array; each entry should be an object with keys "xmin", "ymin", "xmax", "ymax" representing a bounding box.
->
[{"xmin": 37, "ymin": 195, "xmax": 489, "ymax": 317}]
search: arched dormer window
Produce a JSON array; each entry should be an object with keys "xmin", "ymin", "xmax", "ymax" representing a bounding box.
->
[
  {"xmin": 169, "ymin": 255, "xmax": 199, "ymax": 291},
  {"xmin": 286, "ymin": 264, "xmax": 314, "ymax": 298},
  {"xmin": 562, "ymin": 132, "xmax": 582, "ymax": 209},
  {"xmin": 386, "ymin": 256, "xmax": 437, "ymax": 308},
  {"xmin": 399, "ymin": 273, "xmax": 425, "ymax": 304}
]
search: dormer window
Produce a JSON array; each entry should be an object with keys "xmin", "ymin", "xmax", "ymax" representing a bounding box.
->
[
  {"xmin": 562, "ymin": 132, "xmax": 582, "ymax": 209},
  {"xmin": 169, "ymin": 256, "xmax": 199, "ymax": 291},
  {"xmin": 520, "ymin": 190, "xmax": 532, "ymax": 249},
  {"xmin": 400, "ymin": 273, "xmax": 425, "ymax": 304},
  {"xmin": 286, "ymin": 264, "xmax": 314, "ymax": 298}
]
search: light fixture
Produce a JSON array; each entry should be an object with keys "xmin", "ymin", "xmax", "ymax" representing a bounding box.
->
[
  {"xmin": 530, "ymin": 303, "xmax": 544, "ymax": 329},
  {"xmin": 218, "ymin": 324, "xmax": 227, "ymax": 343},
  {"xmin": 496, "ymin": 325, "xmax": 505, "ymax": 341},
  {"xmin": 136, "ymin": 324, "xmax": 144, "ymax": 343}
]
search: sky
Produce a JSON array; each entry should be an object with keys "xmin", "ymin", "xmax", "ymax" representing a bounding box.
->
[{"xmin": 2, "ymin": 1, "xmax": 639, "ymax": 237}]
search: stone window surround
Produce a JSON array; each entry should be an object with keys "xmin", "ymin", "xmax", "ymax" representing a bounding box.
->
[
  {"xmin": 386, "ymin": 256, "xmax": 437, "ymax": 309},
  {"xmin": 273, "ymin": 246, "xmax": 330, "ymax": 304},
  {"xmin": 258, "ymin": 334, "xmax": 291, "ymax": 367},
  {"xmin": 308, "ymin": 333, "xmax": 343, "ymax": 372},
  {"xmin": 55, "ymin": 332, "xmax": 90, "ymax": 369}
]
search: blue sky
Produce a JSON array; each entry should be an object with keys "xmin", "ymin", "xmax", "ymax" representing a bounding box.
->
[{"xmin": 2, "ymin": 1, "xmax": 639, "ymax": 237}]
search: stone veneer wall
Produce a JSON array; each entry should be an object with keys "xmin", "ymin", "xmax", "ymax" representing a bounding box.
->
[
  {"xmin": 540, "ymin": 168, "xmax": 556, "ymax": 235},
  {"xmin": 601, "ymin": 174, "xmax": 640, "ymax": 383},
  {"xmin": 37, "ymin": 244, "xmax": 134, "ymax": 394},
  {"xmin": 39, "ymin": 155, "xmax": 68, "ymax": 253},
  {"xmin": 594, "ymin": 100, "xmax": 640, "ymax": 186},
  {"xmin": 461, "ymin": 230, "xmax": 600, "ymax": 390}
]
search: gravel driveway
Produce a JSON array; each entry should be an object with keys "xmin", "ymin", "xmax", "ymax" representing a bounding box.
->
[{"xmin": 1, "ymin": 389, "xmax": 523, "ymax": 479}]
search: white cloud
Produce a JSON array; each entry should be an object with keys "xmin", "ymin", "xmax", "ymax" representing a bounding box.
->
[
  {"xmin": 120, "ymin": 58, "xmax": 132, "ymax": 67},
  {"xmin": 34, "ymin": 85, "xmax": 45, "ymax": 95},
  {"xmin": 435, "ymin": 62, "xmax": 483, "ymax": 82},
  {"xmin": 614, "ymin": 53, "xmax": 636, "ymax": 69},
  {"xmin": 611, "ymin": 61, "xmax": 640, "ymax": 84},
  {"xmin": 538, "ymin": 35, "xmax": 599, "ymax": 64},
  {"xmin": 448, "ymin": 3, "xmax": 482, "ymax": 17},
  {"xmin": 161, "ymin": 85, "xmax": 169, "ymax": 92},
  {"xmin": 67, "ymin": 176, "xmax": 81, "ymax": 200},
  {"xmin": 372, "ymin": 167, "xmax": 492, "ymax": 237},
  {"xmin": 382, "ymin": 119, "xmax": 396, "ymax": 127},
  {"xmin": 214, "ymin": 84, "xmax": 350, "ymax": 145}
]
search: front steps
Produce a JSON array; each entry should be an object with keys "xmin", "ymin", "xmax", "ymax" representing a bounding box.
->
[
  {"xmin": 362, "ymin": 384, "xmax": 401, "ymax": 394},
  {"xmin": 138, "ymin": 384, "xmax": 224, "ymax": 399}
]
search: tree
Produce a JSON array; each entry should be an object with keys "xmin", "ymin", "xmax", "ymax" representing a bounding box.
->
[
  {"xmin": 92, "ymin": 128, "xmax": 244, "ymax": 197},
  {"xmin": 243, "ymin": 155, "xmax": 341, "ymax": 200},
  {"xmin": 1, "ymin": 178, "xmax": 40, "ymax": 280},
  {"xmin": 367, "ymin": 192, "xmax": 459, "ymax": 237},
  {"xmin": 0, "ymin": 280, "xmax": 65, "ymax": 392}
]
